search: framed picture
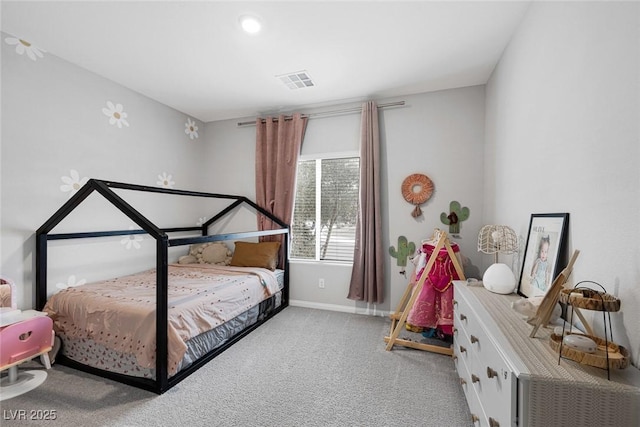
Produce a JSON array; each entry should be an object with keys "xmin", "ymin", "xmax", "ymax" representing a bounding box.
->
[{"xmin": 518, "ymin": 213, "xmax": 569, "ymax": 298}]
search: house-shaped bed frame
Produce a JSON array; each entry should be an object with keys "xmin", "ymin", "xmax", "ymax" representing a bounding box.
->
[{"xmin": 35, "ymin": 179, "xmax": 289, "ymax": 394}]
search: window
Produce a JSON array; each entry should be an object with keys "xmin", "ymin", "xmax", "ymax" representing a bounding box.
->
[{"xmin": 291, "ymin": 156, "xmax": 359, "ymax": 262}]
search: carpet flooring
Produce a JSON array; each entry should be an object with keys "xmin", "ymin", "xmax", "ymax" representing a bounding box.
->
[{"xmin": 1, "ymin": 306, "xmax": 472, "ymax": 426}]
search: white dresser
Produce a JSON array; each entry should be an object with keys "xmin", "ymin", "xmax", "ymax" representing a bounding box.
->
[{"xmin": 452, "ymin": 281, "xmax": 640, "ymax": 427}]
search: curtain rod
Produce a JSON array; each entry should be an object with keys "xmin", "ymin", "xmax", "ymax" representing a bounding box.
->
[{"xmin": 236, "ymin": 100, "xmax": 405, "ymax": 127}]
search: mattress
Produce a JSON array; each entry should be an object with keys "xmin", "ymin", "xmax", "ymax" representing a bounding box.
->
[{"xmin": 44, "ymin": 265, "xmax": 284, "ymax": 379}]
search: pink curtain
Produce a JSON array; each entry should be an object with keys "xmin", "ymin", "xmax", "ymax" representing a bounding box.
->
[
  {"xmin": 255, "ymin": 113, "xmax": 308, "ymax": 265},
  {"xmin": 347, "ymin": 101, "xmax": 384, "ymax": 304}
]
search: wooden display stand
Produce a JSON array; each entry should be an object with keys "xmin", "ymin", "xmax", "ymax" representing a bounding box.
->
[
  {"xmin": 528, "ymin": 250, "xmax": 580, "ymax": 338},
  {"xmin": 554, "ymin": 280, "xmax": 627, "ymax": 379},
  {"xmin": 385, "ymin": 229, "xmax": 465, "ymax": 355}
]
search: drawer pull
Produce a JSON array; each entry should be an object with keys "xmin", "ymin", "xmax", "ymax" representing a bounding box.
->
[
  {"xmin": 471, "ymin": 374, "xmax": 480, "ymax": 384},
  {"xmin": 487, "ymin": 367, "xmax": 498, "ymax": 379},
  {"xmin": 470, "ymin": 335, "xmax": 479, "ymax": 344},
  {"xmin": 453, "ymin": 327, "xmax": 458, "ymax": 335},
  {"xmin": 459, "ymin": 377, "xmax": 467, "ymax": 386},
  {"xmin": 489, "ymin": 417, "xmax": 500, "ymax": 427},
  {"xmin": 460, "ymin": 313, "xmax": 467, "ymax": 321},
  {"xmin": 459, "ymin": 346, "xmax": 467, "ymax": 353},
  {"xmin": 471, "ymin": 414, "xmax": 480, "ymax": 423},
  {"xmin": 453, "ymin": 299, "xmax": 458, "ymax": 306},
  {"xmin": 452, "ymin": 355, "xmax": 458, "ymax": 362}
]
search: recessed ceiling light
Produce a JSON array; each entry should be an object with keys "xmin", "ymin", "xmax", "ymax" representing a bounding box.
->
[{"xmin": 239, "ymin": 15, "xmax": 262, "ymax": 34}]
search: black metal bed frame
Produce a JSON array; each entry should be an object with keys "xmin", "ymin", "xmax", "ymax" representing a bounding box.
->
[{"xmin": 35, "ymin": 179, "xmax": 289, "ymax": 394}]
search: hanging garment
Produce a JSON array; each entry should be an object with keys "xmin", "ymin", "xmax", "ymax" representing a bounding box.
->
[{"xmin": 406, "ymin": 242, "xmax": 461, "ymax": 335}]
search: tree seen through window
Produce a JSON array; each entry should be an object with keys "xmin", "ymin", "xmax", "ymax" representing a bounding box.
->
[{"xmin": 291, "ymin": 157, "xmax": 359, "ymax": 262}]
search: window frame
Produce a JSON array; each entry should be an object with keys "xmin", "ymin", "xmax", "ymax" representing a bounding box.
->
[{"xmin": 290, "ymin": 151, "xmax": 360, "ymax": 264}]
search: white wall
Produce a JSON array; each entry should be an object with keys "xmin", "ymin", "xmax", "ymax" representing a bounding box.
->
[
  {"xmin": 485, "ymin": 1, "xmax": 640, "ymax": 365},
  {"xmin": 204, "ymin": 86, "xmax": 486, "ymax": 315},
  {"xmin": 1, "ymin": 31, "xmax": 205, "ymax": 308}
]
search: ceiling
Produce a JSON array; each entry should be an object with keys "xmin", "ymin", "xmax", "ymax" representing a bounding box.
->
[{"xmin": 1, "ymin": 1, "xmax": 531, "ymax": 122}]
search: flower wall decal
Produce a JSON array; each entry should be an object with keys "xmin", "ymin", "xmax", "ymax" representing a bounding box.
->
[
  {"xmin": 157, "ymin": 172, "xmax": 175, "ymax": 188},
  {"xmin": 5, "ymin": 36, "xmax": 46, "ymax": 61},
  {"xmin": 56, "ymin": 275, "xmax": 86, "ymax": 290},
  {"xmin": 60, "ymin": 170, "xmax": 89, "ymax": 197},
  {"xmin": 102, "ymin": 101, "xmax": 129, "ymax": 128},
  {"xmin": 185, "ymin": 118, "xmax": 199, "ymax": 140},
  {"xmin": 121, "ymin": 226, "xmax": 143, "ymax": 250}
]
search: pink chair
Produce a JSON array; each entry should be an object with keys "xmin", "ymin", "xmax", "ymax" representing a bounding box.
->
[{"xmin": 0, "ymin": 315, "xmax": 54, "ymax": 400}]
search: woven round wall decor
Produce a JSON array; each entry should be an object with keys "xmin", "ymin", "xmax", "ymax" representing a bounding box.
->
[{"xmin": 401, "ymin": 173, "xmax": 434, "ymax": 217}]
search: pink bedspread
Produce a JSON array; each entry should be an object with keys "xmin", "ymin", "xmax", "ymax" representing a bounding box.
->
[{"xmin": 43, "ymin": 264, "xmax": 280, "ymax": 375}]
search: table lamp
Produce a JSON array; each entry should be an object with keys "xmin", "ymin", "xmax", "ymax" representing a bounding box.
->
[{"xmin": 477, "ymin": 225, "xmax": 518, "ymax": 294}]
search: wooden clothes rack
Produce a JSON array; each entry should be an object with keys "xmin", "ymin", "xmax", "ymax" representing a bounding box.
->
[{"xmin": 385, "ymin": 229, "xmax": 466, "ymax": 355}]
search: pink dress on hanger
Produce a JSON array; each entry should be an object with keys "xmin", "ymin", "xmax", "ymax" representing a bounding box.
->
[{"xmin": 406, "ymin": 242, "xmax": 461, "ymax": 336}]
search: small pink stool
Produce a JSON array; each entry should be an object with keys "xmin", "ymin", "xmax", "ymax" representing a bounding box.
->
[{"xmin": 0, "ymin": 315, "xmax": 54, "ymax": 400}]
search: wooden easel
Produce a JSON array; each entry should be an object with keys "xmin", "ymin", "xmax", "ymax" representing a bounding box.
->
[
  {"xmin": 528, "ymin": 250, "xmax": 580, "ymax": 338},
  {"xmin": 385, "ymin": 229, "xmax": 465, "ymax": 355}
]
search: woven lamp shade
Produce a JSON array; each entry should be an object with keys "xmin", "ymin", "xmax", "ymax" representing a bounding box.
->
[{"xmin": 477, "ymin": 225, "xmax": 518, "ymax": 259}]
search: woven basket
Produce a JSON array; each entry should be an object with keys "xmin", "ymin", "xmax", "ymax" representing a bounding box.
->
[
  {"xmin": 549, "ymin": 333, "xmax": 630, "ymax": 370},
  {"xmin": 558, "ymin": 288, "xmax": 621, "ymax": 312}
]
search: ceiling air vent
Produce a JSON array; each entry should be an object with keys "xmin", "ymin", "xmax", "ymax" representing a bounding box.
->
[{"xmin": 277, "ymin": 71, "xmax": 315, "ymax": 90}]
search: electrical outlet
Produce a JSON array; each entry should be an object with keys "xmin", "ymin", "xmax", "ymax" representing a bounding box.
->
[{"xmin": 319, "ymin": 278, "xmax": 325, "ymax": 289}]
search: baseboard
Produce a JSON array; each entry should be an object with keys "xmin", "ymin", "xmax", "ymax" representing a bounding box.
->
[{"xmin": 289, "ymin": 299, "xmax": 390, "ymax": 317}]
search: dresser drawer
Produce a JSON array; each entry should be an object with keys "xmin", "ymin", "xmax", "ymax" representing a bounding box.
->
[
  {"xmin": 454, "ymin": 287, "xmax": 516, "ymax": 427},
  {"xmin": 454, "ymin": 344, "xmax": 488, "ymax": 426}
]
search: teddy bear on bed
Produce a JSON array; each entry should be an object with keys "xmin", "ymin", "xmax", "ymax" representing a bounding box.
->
[{"xmin": 178, "ymin": 242, "xmax": 232, "ymax": 265}]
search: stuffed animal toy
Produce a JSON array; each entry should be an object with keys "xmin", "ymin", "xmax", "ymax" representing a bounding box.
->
[{"xmin": 178, "ymin": 242, "xmax": 232, "ymax": 265}]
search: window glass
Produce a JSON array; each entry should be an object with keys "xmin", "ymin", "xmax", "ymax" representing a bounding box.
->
[{"xmin": 291, "ymin": 157, "xmax": 359, "ymax": 262}]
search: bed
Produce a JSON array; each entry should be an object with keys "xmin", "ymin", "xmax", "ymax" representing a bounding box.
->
[{"xmin": 35, "ymin": 179, "xmax": 289, "ymax": 394}]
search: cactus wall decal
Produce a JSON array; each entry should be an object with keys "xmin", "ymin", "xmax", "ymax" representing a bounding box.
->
[
  {"xmin": 440, "ymin": 201, "xmax": 470, "ymax": 235},
  {"xmin": 389, "ymin": 236, "xmax": 416, "ymax": 267}
]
